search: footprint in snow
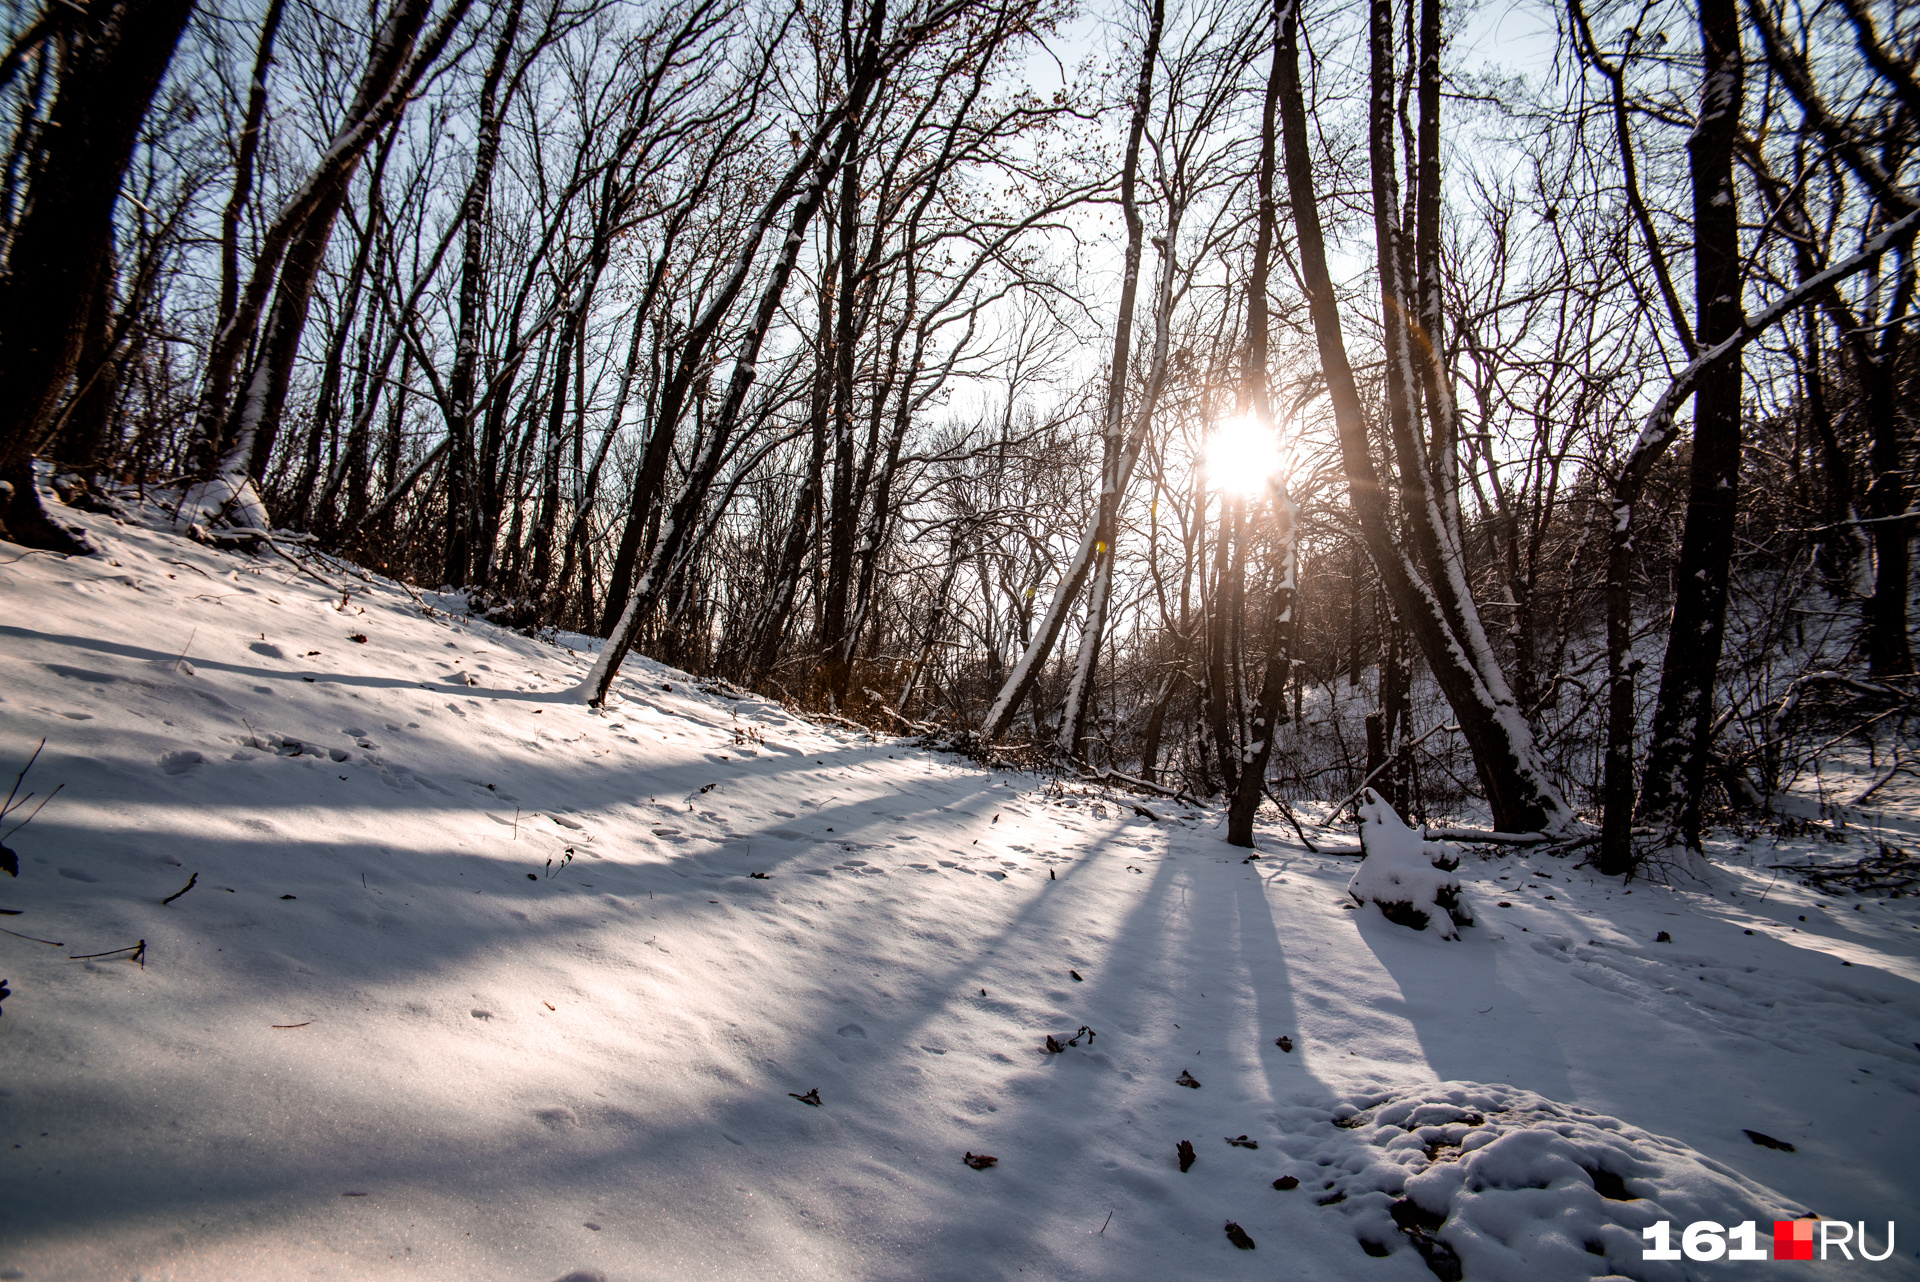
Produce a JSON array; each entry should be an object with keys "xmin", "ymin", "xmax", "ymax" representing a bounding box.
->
[{"xmin": 160, "ymin": 750, "xmax": 207, "ymax": 774}]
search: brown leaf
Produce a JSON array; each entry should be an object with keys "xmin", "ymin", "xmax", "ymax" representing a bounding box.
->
[
  {"xmin": 1045, "ymin": 1035, "xmax": 1065, "ymax": 1054},
  {"xmin": 1177, "ymin": 1140, "xmax": 1196, "ymax": 1172},
  {"xmin": 963, "ymin": 1151, "xmax": 998, "ymax": 1169},
  {"xmin": 1069, "ymin": 969, "xmax": 1083, "ymax": 981},
  {"xmin": 1175, "ymin": 1069, "xmax": 1201, "ymax": 1088},
  {"xmin": 789, "ymin": 1088, "xmax": 821, "ymax": 1107},
  {"xmin": 1224, "ymin": 1221, "xmax": 1256, "ymax": 1250},
  {"xmin": 1272, "ymin": 1176, "xmax": 1299, "ymax": 1190},
  {"xmin": 1274, "ymin": 1035, "xmax": 1293, "ymax": 1052},
  {"xmin": 1225, "ymin": 1135, "xmax": 1258, "ymax": 1149}
]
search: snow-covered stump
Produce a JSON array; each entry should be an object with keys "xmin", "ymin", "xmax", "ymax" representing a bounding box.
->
[
  {"xmin": 175, "ymin": 472, "xmax": 271, "ymax": 532},
  {"xmin": 1349, "ymin": 789, "xmax": 1471, "ymax": 939}
]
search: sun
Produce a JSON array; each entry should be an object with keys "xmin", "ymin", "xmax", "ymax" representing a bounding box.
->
[{"xmin": 1203, "ymin": 416, "xmax": 1285, "ymax": 498}]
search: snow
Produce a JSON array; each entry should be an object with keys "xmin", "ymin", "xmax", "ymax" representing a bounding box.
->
[
  {"xmin": 1286, "ymin": 1081, "xmax": 1824, "ymax": 1281},
  {"xmin": 1, "ymin": 498, "xmax": 1918, "ymax": 1280}
]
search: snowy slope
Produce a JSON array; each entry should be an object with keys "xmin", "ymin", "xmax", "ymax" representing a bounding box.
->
[{"xmin": 0, "ymin": 503, "xmax": 1916, "ymax": 1281}]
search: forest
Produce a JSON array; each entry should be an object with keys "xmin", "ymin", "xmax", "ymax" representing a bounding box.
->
[{"xmin": 0, "ymin": 0, "xmax": 1914, "ymax": 876}]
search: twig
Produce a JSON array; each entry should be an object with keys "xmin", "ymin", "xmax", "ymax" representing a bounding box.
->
[
  {"xmin": 0, "ymin": 925, "xmax": 62, "ymax": 945},
  {"xmin": 160, "ymin": 872, "xmax": 198, "ymax": 905},
  {"xmin": 1098, "ymin": 1210, "xmax": 1113, "ymax": 1234},
  {"xmin": 1318, "ymin": 723, "xmax": 1457, "ymax": 825},
  {"xmin": 271, "ymin": 1022, "xmax": 311, "ymax": 1029},
  {"xmin": 173, "ymin": 626, "xmax": 197, "ymax": 672},
  {"xmin": 1, "ymin": 738, "xmax": 46, "ymax": 820},
  {"xmin": 69, "ymin": 939, "xmax": 144, "ymax": 967},
  {"xmin": 266, "ymin": 535, "xmax": 340, "ymax": 593},
  {"xmin": 0, "ymin": 782, "xmax": 60, "ymax": 845}
]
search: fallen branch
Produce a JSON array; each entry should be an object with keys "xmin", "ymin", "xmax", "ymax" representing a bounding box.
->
[
  {"xmin": 1769, "ymin": 843, "xmax": 1915, "ymax": 896},
  {"xmin": 1263, "ymin": 785, "xmax": 1320, "ymax": 852},
  {"xmin": 160, "ymin": 871, "xmax": 198, "ymax": 905},
  {"xmin": 1079, "ymin": 769, "xmax": 1200, "ymax": 807},
  {"xmin": 1421, "ymin": 827, "xmax": 1555, "ymax": 846},
  {"xmin": 1850, "ymin": 746, "xmax": 1909, "ymax": 807},
  {"xmin": 861, "ymin": 689, "xmax": 937, "ymax": 734}
]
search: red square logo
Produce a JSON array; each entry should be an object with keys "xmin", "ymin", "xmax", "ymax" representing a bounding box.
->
[{"xmin": 1774, "ymin": 1220, "xmax": 1815, "ymax": 1260}]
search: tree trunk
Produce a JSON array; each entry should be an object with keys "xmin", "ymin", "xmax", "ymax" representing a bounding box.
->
[
  {"xmin": 1275, "ymin": 0, "xmax": 1573, "ymax": 834},
  {"xmin": 1862, "ymin": 264, "xmax": 1915, "ymax": 677},
  {"xmin": 819, "ymin": 145, "xmax": 864, "ymax": 706},
  {"xmin": 579, "ymin": 2, "xmax": 897, "ymax": 706},
  {"xmin": 984, "ymin": 0, "xmax": 1162, "ymax": 746},
  {"xmin": 216, "ymin": 0, "xmax": 288, "ymax": 346},
  {"xmin": 53, "ymin": 245, "xmax": 121, "ymax": 476},
  {"xmin": 192, "ymin": 0, "xmax": 472, "ymax": 519},
  {"xmin": 1635, "ymin": 0, "xmax": 1746, "ymax": 847},
  {"xmin": 445, "ymin": 0, "xmax": 525, "ymax": 588},
  {"xmin": 0, "ymin": 0, "xmax": 197, "ymax": 552}
]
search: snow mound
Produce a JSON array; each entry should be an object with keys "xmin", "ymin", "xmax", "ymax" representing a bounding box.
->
[
  {"xmin": 1274, "ymin": 1080, "xmax": 1816, "ymax": 1281},
  {"xmin": 1349, "ymin": 789, "xmax": 1470, "ymax": 937}
]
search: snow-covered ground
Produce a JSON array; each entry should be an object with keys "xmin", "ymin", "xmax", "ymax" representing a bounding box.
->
[{"xmin": 1, "ymin": 502, "xmax": 1916, "ymax": 1281}]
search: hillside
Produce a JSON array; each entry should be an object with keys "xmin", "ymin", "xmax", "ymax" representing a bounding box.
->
[{"xmin": 0, "ymin": 502, "xmax": 1915, "ymax": 1281}]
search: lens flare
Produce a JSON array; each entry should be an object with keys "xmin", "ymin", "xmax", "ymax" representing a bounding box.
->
[{"xmin": 1204, "ymin": 416, "xmax": 1284, "ymax": 497}]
